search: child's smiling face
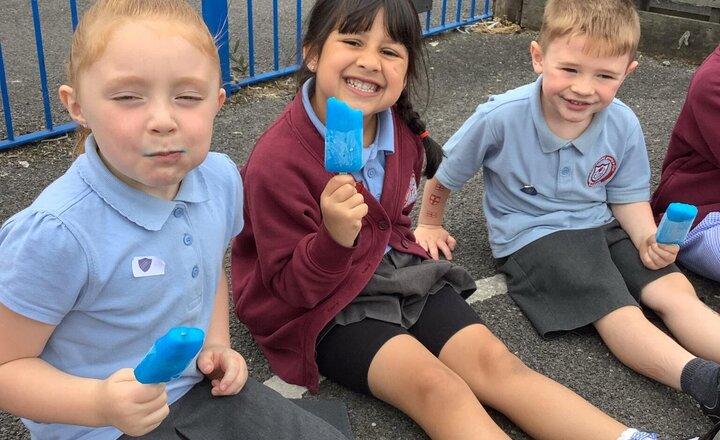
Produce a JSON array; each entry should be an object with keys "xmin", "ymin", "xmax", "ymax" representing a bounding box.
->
[
  {"xmin": 60, "ymin": 19, "xmax": 225, "ymax": 200},
  {"xmin": 531, "ymin": 35, "xmax": 637, "ymax": 139},
  {"xmin": 307, "ymin": 9, "xmax": 409, "ymax": 137}
]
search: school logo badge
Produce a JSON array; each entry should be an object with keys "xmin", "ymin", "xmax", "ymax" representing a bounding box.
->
[
  {"xmin": 404, "ymin": 172, "xmax": 418, "ymax": 208},
  {"xmin": 587, "ymin": 155, "xmax": 617, "ymax": 187}
]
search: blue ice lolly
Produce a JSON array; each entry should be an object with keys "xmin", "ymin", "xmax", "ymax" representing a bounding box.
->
[
  {"xmin": 134, "ymin": 327, "xmax": 205, "ymax": 384},
  {"xmin": 656, "ymin": 202, "xmax": 698, "ymax": 245},
  {"xmin": 325, "ymin": 97, "xmax": 363, "ymax": 173}
]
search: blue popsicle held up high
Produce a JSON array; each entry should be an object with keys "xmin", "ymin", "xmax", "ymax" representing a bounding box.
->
[
  {"xmin": 325, "ymin": 97, "xmax": 363, "ymax": 173},
  {"xmin": 134, "ymin": 327, "xmax": 205, "ymax": 384}
]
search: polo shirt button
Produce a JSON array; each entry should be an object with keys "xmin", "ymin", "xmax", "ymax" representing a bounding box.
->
[
  {"xmin": 368, "ymin": 168, "xmax": 377, "ymax": 178},
  {"xmin": 173, "ymin": 207, "xmax": 184, "ymax": 217},
  {"xmin": 401, "ymin": 239, "xmax": 409, "ymax": 248},
  {"xmin": 183, "ymin": 234, "xmax": 193, "ymax": 246},
  {"xmin": 561, "ymin": 166, "xmax": 570, "ymax": 176},
  {"xmin": 378, "ymin": 220, "xmax": 389, "ymax": 230},
  {"xmin": 191, "ymin": 266, "xmax": 199, "ymax": 278}
]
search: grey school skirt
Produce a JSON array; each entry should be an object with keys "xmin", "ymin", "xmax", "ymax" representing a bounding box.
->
[
  {"xmin": 497, "ymin": 220, "xmax": 679, "ymax": 337},
  {"xmin": 318, "ymin": 249, "xmax": 477, "ymax": 342}
]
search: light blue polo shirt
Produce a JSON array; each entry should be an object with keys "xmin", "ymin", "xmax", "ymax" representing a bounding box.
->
[
  {"xmin": 0, "ymin": 136, "xmax": 243, "ymax": 440},
  {"xmin": 301, "ymin": 78, "xmax": 395, "ymax": 202},
  {"xmin": 436, "ymin": 76, "xmax": 650, "ymax": 258}
]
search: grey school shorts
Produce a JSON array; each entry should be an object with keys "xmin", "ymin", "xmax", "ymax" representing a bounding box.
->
[{"xmin": 497, "ymin": 220, "xmax": 679, "ymax": 337}]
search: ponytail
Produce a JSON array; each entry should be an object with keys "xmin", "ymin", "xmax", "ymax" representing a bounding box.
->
[
  {"xmin": 72, "ymin": 126, "xmax": 91, "ymax": 158},
  {"xmin": 394, "ymin": 90, "xmax": 443, "ymax": 178}
]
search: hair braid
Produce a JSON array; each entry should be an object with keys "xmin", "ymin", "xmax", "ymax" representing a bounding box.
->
[{"xmin": 394, "ymin": 90, "xmax": 443, "ymax": 178}]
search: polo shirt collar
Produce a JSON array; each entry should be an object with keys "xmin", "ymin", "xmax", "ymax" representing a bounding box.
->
[
  {"xmin": 76, "ymin": 135, "xmax": 209, "ymax": 231},
  {"xmin": 530, "ymin": 75, "xmax": 608, "ymax": 155}
]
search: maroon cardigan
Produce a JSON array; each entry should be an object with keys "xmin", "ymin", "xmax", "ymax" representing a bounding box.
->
[
  {"xmin": 652, "ymin": 45, "xmax": 720, "ymax": 226},
  {"xmin": 231, "ymin": 94, "xmax": 429, "ymax": 392}
]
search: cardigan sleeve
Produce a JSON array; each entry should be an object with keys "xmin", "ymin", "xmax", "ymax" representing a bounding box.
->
[{"xmin": 241, "ymin": 126, "xmax": 357, "ymax": 309}]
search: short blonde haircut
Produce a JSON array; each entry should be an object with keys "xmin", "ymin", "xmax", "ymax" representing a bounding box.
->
[
  {"xmin": 538, "ymin": 0, "xmax": 640, "ymax": 60},
  {"xmin": 66, "ymin": 0, "xmax": 221, "ymax": 154}
]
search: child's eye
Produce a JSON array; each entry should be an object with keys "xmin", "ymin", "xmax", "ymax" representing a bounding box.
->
[
  {"xmin": 598, "ymin": 74, "xmax": 616, "ymax": 80},
  {"xmin": 111, "ymin": 95, "xmax": 140, "ymax": 101},
  {"xmin": 381, "ymin": 49, "xmax": 400, "ymax": 57},
  {"xmin": 342, "ymin": 39, "xmax": 362, "ymax": 47},
  {"xmin": 561, "ymin": 67, "xmax": 577, "ymax": 73},
  {"xmin": 177, "ymin": 95, "xmax": 203, "ymax": 101}
]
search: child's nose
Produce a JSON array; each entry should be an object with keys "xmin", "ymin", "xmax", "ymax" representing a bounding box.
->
[
  {"xmin": 570, "ymin": 77, "xmax": 594, "ymax": 96},
  {"xmin": 148, "ymin": 101, "xmax": 178, "ymax": 134},
  {"xmin": 356, "ymin": 49, "xmax": 381, "ymax": 71}
]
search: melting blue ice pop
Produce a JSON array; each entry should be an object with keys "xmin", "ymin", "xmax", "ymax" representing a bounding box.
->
[{"xmin": 325, "ymin": 97, "xmax": 363, "ymax": 173}]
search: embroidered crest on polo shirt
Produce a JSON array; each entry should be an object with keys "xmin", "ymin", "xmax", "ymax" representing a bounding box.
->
[
  {"xmin": 404, "ymin": 172, "xmax": 418, "ymax": 208},
  {"xmin": 132, "ymin": 256, "xmax": 166, "ymax": 277},
  {"xmin": 587, "ymin": 155, "xmax": 617, "ymax": 187}
]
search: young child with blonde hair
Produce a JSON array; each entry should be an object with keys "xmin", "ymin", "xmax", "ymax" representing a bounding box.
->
[
  {"xmin": 417, "ymin": 0, "xmax": 720, "ymax": 432},
  {"xmin": 0, "ymin": 1, "xmax": 349, "ymax": 438}
]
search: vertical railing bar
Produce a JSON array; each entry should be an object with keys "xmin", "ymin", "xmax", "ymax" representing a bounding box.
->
[
  {"xmin": 272, "ymin": 0, "xmax": 279, "ymax": 70},
  {"xmin": 69, "ymin": 0, "xmax": 79, "ymax": 30},
  {"xmin": 0, "ymin": 43, "xmax": 16, "ymax": 141},
  {"xmin": 31, "ymin": 0, "xmax": 54, "ymax": 131},
  {"xmin": 425, "ymin": 8, "xmax": 432, "ymax": 32},
  {"xmin": 201, "ymin": 0, "xmax": 232, "ymax": 89},
  {"xmin": 484, "ymin": 0, "xmax": 491, "ymax": 17},
  {"xmin": 456, "ymin": 0, "xmax": 463, "ymax": 23},
  {"xmin": 470, "ymin": 0, "xmax": 477, "ymax": 18},
  {"xmin": 246, "ymin": 0, "xmax": 256, "ymax": 77},
  {"xmin": 295, "ymin": 0, "xmax": 302, "ymax": 66},
  {"xmin": 441, "ymin": 0, "xmax": 448, "ymax": 25}
]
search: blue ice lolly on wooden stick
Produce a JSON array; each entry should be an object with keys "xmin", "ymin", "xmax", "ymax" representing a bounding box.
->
[
  {"xmin": 656, "ymin": 202, "xmax": 698, "ymax": 244},
  {"xmin": 134, "ymin": 327, "xmax": 205, "ymax": 384},
  {"xmin": 325, "ymin": 97, "xmax": 363, "ymax": 173}
]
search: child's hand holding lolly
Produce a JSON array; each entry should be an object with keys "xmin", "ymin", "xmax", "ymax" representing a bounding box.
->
[{"xmin": 322, "ymin": 97, "xmax": 368, "ymax": 248}]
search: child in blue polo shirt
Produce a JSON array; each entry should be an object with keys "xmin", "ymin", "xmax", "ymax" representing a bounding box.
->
[
  {"xmin": 0, "ymin": 1, "xmax": 349, "ymax": 439},
  {"xmin": 416, "ymin": 0, "xmax": 720, "ymax": 426}
]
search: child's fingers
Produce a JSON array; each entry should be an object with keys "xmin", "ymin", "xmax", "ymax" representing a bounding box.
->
[
  {"xmin": 323, "ymin": 174, "xmax": 357, "ymax": 197},
  {"xmin": 437, "ymin": 240, "xmax": 453, "ymax": 260}
]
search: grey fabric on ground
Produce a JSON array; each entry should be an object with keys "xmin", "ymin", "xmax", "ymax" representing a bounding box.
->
[{"xmin": 121, "ymin": 378, "xmax": 351, "ymax": 440}]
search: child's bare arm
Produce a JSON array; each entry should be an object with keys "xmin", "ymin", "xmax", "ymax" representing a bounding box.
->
[
  {"xmin": 415, "ymin": 177, "xmax": 456, "ymax": 260},
  {"xmin": 610, "ymin": 201, "xmax": 679, "ymax": 270},
  {"xmin": 0, "ymin": 304, "xmax": 168, "ymax": 436},
  {"xmin": 197, "ymin": 269, "xmax": 248, "ymax": 396}
]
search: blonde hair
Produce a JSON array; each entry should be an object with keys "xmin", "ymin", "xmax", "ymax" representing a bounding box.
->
[
  {"xmin": 66, "ymin": 0, "xmax": 221, "ymax": 155},
  {"xmin": 538, "ymin": 0, "xmax": 640, "ymax": 60}
]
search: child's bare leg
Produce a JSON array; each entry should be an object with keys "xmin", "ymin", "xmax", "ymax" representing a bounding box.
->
[
  {"xmin": 593, "ymin": 305, "xmax": 694, "ymax": 388},
  {"xmin": 641, "ymin": 273, "xmax": 720, "ymax": 363},
  {"xmin": 438, "ymin": 324, "xmax": 627, "ymax": 440},
  {"xmin": 367, "ymin": 334, "xmax": 510, "ymax": 440}
]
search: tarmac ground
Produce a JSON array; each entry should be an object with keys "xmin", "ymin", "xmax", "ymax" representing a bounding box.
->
[{"xmin": 1, "ymin": 23, "xmax": 719, "ymax": 440}]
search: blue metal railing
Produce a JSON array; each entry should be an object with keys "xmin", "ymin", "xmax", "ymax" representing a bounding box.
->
[{"xmin": 0, "ymin": 0, "xmax": 492, "ymax": 151}]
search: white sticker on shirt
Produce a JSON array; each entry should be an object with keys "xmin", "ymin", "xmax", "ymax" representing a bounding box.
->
[{"xmin": 132, "ymin": 256, "xmax": 166, "ymax": 278}]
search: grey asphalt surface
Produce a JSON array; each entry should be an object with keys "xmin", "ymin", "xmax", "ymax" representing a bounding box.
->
[{"xmin": 1, "ymin": 15, "xmax": 720, "ymax": 440}]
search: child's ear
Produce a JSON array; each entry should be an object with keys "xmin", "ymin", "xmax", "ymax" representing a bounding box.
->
[
  {"xmin": 530, "ymin": 41, "xmax": 544, "ymax": 75},
  {"xmin": 216, "ymin": 87, "xmax": 226, "ymax": 113},
  {"xmin": 625, "ymin": 60, "xmax": 639, "ymax": 76},
  {"xmin": 58, "ymin": 85, "xmax": 87, "ymax": 127},
  {"xmin": 302, "ymin": 45, "xmax": 318, "ymax": 72}
]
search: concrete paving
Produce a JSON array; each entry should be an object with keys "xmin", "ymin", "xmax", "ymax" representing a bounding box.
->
[{"xmin": 1, "ymin": 21, "xmax": 719, "ymax": 440}]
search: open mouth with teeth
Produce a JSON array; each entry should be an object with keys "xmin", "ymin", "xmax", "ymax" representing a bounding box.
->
[
  {"xmin": 564, "ymin": 97, "xmax": 590, "ymax": 106},
  {"xmin": 346, "ymin": 78, "xmax": 380, "ymax": 93}
]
